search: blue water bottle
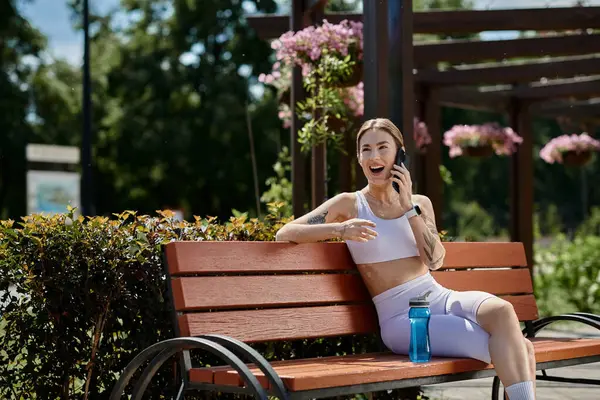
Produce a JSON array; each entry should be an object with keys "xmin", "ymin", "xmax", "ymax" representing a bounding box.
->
[{"xmin": 408, "ymin": 291, "xmax": 432, "ymax": 363}]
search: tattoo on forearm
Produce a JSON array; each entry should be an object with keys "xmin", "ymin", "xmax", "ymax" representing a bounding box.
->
[
  {"xmin": 422, "ymin": 229, "xmax": 437, "ymax": 262},
  {"xmin": 307, "ymin": 210, "xmax": 328, "ymax": 224},
  {"xmin": 423, "ymin": 214, "xmax": 439, "ymax": 236}
]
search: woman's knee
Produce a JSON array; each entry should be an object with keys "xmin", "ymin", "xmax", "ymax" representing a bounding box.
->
[{"xmin": 477, "ymin": 298, "xmax": 519, "ymax": 332}]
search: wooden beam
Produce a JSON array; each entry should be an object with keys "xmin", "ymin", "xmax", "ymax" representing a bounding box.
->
[
  {"xmin": 435, "ymin": 86, "xmax": 509, "ymax": 112},
  {"xmin": 415, "ymin": 7, "xmax": 600, "ymax": 34},
  {"xmin": 246, "ymin": 7, "xmax": 600, "ymax": 39},
  {"xmin": 434, "ymin": 76, "xmax": 600, "ymax": 112},
  {"xmin": 496, "ymin": 76, "xmax": 600, "ymax": 101},
  {"xmin": 414, "ymin": 34, "xmax": 600, "ymax": 65},
  {"xmin": 534, "ymin": 98, "xmax": 600, "ymax": 121},
  {"xmin": 416, "ymin": 55, "xmax": 600, "ymax": 86}
]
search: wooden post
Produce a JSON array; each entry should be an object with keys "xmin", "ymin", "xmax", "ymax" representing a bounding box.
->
[
  {"xmin": 509, "ymin": 99, "xmax": 534, "ymax": 274},
  {"xmin": 419, "ymin": 85, "xmax": 443, "ymax": 228},
  {"xmin": 362, "ymin": 0, "xmax": 416, "ymax": 186},
  {"xmin": 290, "ymin": 0, "xmax": 308, "ymax": 217},
  {"xmin": 309, "ymin": 5, "xmax": 327, "ymax": 208}
]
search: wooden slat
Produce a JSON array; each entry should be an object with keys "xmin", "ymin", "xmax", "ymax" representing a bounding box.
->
[
  {"xmin": 179, "ymin": 304, "xmax": 379, "ymax": 341},
  {"xmin": 166, "ymin": 241, "xmax": 527, "ymax": 275},
  {"xmin": 416, "ymin": 56, "xmax": 600, "ymax": 86},
  {"xmin": 414, "ymin": 34, "xmax": 600, "ymax": 65},
  {"xmin": 171, "ymin": 274, "xmax": 370, "ymax": 311},
  {"xmin": 165, "ymin": 241, "xmax": 354, "ymax": 275},
  {"xmin": 172, "ymin": 269, "xmax": 532, "ymax": 311},
  {"xmin": 178, "ymin": 295, "xmax": 537, "ymax": 342},
  {"xmin": 501, "ymin": 76, "xmax": 600, "ymax": 101},
  {"xmin": 534, "ymin": 98, "xmax": 600, "ymax": 121},
  {"xmin": 245, "ymin": 7, "xmax": 600, "ymax": 39},
  {"xmin": 192, "ymin": 337, "xmax": 600, "ymax": 391},
  {"xmin": 440, "ymin": 242, "xmax": 527, "ymax": 268}
]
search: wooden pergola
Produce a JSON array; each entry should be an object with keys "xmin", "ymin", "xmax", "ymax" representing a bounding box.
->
[{"xmin": 247, "ymin": 1, "xmax": 600, "ymax": 269}]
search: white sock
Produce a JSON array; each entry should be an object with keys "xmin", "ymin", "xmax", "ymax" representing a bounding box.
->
[{"xmin": 505, "ymin": 381, "xmax": 535, "ymax": 400}]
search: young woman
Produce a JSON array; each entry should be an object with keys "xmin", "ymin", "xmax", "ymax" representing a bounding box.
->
[{"xmin": 275, "ymin": 118, "xmax": 536, "ymax": 400}]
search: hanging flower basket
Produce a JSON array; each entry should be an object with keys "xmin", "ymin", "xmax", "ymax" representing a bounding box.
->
[
  {"xmin": 443, "ymin": 123, "xmax": 523, "ymax": 158},
  {"xmin": 463, "ymin": 145, "xmax": 495, "ymax": 158},
  {"xmin": 539, "ymin": 133, "xmax": 600, "ymax": 167},
  {"xmin": 563, "ymin": 150, "xmax": 592, "ymax": 167}
]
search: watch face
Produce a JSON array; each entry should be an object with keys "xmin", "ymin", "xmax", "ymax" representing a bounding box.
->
[{"xmin": 415, "ymin": 205, "xmax": 422, "ymax": 215}]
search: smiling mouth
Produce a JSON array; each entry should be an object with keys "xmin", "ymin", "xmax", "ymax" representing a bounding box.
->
[{"xmin": 369, "ymin": 166, "xmax": 385, "ymax": 175}]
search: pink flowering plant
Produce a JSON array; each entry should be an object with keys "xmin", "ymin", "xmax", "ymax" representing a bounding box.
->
[
  {"xmin": 539, "ymin": 133, "xmax": 600, "ymax": 164},
  {"xmin": 259, "ymin": 20, "xmax": 365, "ymax": 152},
  {"xmin": 271, "ymin": 19, "xmax": 363, "ymax": 83},
  {"xmin": 258, "ymin": 61, "xmax": 292, "ymax": 102},
  {"xmin": 443, "ymin": 123, "xmax": 523, "ymax": 158},
  {"xmin": 414, "ymin": 118, "xmax": 431, "ymax": 153},
  {"xmin": 276, "ymin": 82, "xmax": 363, "ymax": 130}
]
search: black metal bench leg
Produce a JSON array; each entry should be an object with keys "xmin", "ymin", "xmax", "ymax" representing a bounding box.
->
[
  {"xmin": 175, "ymin": 381, "xmax": 185, "ymax": 400},
  {"xmin": 491, "ymin": 376, "xmax": 501, "ymax": 400}
]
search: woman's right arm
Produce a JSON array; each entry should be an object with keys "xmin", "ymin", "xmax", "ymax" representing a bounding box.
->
[{"xmin": 275, "ymin": 192, "xmax": 377, "ymax": 243}]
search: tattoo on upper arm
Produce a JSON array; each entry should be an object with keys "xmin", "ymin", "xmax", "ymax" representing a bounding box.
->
[{"xmin": 307, "ymin": 210, "xmax": 328, "ymax": 225}]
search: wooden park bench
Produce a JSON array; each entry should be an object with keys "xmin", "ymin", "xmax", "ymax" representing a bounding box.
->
[{"xmin": 110, "ymin": 241, "xmax": 600, "ymax": 400}]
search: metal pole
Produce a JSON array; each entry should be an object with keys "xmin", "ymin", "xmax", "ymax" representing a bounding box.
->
[{"xmin": 82, "ymin": 0, "xmax": 94, "ymax": 215}]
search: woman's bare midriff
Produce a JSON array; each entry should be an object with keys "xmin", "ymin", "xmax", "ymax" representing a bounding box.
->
[{"xmin": 356, "ymin": 256, "xmax": 429, "ymax": 298}]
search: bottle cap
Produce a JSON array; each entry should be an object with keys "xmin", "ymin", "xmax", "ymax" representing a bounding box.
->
[
  {"xmin": 409, "ymin": 298, "xmax": 430, "ymax": 307},
  {"xmin": 409, "ymin": 290, "xmax": 432, "ymax": 307}
]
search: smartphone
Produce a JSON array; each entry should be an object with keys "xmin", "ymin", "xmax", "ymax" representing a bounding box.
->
[{"xmin": 392, "ymin": 148, "xmax": 407, "ymax": 193}]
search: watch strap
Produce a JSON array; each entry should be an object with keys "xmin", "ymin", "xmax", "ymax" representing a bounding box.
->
[{"xmin": 405, "ymin": 205, "xmax": 419, "ymax": 219}]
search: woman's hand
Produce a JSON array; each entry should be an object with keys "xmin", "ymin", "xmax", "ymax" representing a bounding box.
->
[
  {"xmin": 336, "ymin": 219, "xmax": 378, "ymax": 242},
  {"xmin": 391, "ymin": 163, "xmax": 413, "ymax": 212}
]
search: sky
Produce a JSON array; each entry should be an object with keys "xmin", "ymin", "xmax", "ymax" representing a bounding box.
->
[{"xmin": 20, "ymin": 0, "xmax": 600, "ymax": 66}]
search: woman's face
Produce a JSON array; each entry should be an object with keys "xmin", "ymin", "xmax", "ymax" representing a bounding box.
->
[{"xmin": 358, "ymin": 129, "xmax": 400, "ymax": 186}]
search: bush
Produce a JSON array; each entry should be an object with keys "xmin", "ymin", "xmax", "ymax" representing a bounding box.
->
[
  {"xmin": 0, "ymin": 204, "xmax": 289, "ymax": 399},
  {"xmin": 0, "ymin": 204, "xmax": 426, "ymax": 400},
  {"xmin": 534, "ymin": 233, "xmax": 600, "ymax": 317}
]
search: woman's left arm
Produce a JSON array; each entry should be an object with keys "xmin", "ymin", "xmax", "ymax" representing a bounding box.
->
[
  {"xmin": 408, "ymin": 195, "xmax": 446, "ymax": 270},
  {"xmin": 391, "ymin": 164, "xmax": 446, "ymax": 270}
]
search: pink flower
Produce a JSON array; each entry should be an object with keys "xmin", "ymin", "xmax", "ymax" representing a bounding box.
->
[
  {"xmin": 539, "ymin": 133, "xmax": 600, "ymax": 164},
  {"xmin": 414, "ymin": 118, "xmax": 431, "ymax": 152},
  {"xmin": 443, "ymin": 123, "xmax": 523, "ymax": 158}
]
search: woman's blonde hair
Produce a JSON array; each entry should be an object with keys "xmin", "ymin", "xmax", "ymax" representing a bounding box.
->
[{"xmin": 356, "ymin": 118, "xmax": 404, "ymax": 155}]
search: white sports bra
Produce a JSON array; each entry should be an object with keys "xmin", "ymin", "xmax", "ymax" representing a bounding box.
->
[{"xmin": 345, "ymin": 191, "xmax": 419, "ymax": 264}]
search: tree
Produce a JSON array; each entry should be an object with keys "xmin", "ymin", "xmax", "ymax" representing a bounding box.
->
[{"xmin": 0, "ymin": 0, "xmax": 46, "ymax": 218}]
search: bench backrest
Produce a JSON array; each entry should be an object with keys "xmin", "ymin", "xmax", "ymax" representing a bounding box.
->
[{"xmin": 164, "ymin": 241, "xmax": 536, "ymax": 343}]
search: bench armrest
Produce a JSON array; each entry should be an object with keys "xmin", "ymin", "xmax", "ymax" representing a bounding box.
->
[
  {"xmin": 523, "ymin": 313, "xmax": 600, "ymax": 338},
  {"xmin": 109, "ymin": 337, "xmax": 268, "ymax": 400},
  {"xmin": 199, "ymin": 334, "xmax": 288, "ymax": 400}
]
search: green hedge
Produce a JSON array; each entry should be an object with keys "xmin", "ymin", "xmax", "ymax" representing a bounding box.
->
[
  {"xmin": 0, "ymin": 204, "xmax": 425, "ymax": 399},
  {"xmin": 534, "ymin": 233, "xmax": 600, "ymax": 317}
]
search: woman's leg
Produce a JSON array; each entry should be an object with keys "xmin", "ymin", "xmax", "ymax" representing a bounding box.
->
[
  {"xmin": 525, "ymin": 338, "xmax": 536, "ymax": 392},
  {"xmin": 476, "ymin": 297, "xmax": 536, "ymax": 399},
  {"xmin": 381, "ymin": 313, "xmax": 493, "ymax": 364}
]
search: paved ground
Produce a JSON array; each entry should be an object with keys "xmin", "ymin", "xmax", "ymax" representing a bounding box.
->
[{"xmin": 422, "ymin": 325, "xmax": 600, "ymax": 399}]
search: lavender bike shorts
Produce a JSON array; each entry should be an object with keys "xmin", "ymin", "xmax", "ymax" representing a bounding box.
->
[{"xmin": 373, "ymin": 272, "xmax": 496, "ymax": 364}]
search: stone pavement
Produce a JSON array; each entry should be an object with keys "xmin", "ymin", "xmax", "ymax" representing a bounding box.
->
[{"xmin": 422, "ymin": 325, "xmax": 600, "ymax": 400}]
